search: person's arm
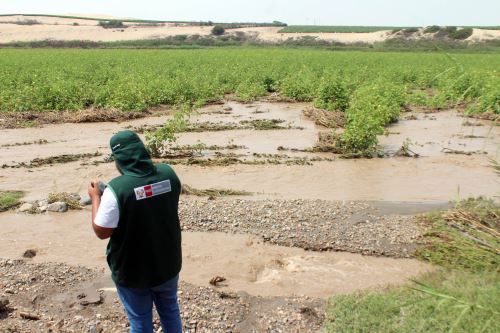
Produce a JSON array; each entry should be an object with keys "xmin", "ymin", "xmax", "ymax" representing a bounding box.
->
[{"xmin": 88, "ymin": 181, "xmax": 115, "ymax": 240}]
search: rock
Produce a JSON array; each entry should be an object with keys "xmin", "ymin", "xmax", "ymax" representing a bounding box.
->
[
  {"xmin": 79, "ymin": 290, "xmax": 103, "ymax": 306},
  {"xmin": 80, "ymin": 195, "xmax": 92, "ymax": 206},
  {"xmin": 47, "ymin": 202, "xmax": 68, "ymax": 213},
  {"xmin": 0, "ymin": 296, "xmax": 9, "ymax": 312},
  {"xmin": 69, "ymin": 193, "xmax": 81, "ymax": 201},
  {"xmin": 38, "ymin": 199, "xmax": 48, "ymax": 206},
  {"xmin": 38, "ymin": 205, "xmax": 48, "ymax": 213},
  {"xmin": 18, "ymin": 203, "xmax": 33, "ymax": 213},
  {"xmin": 19, "ymin": 311, "xmax": 41, "ymax": 320},
  {"xmin": 23, "ymin": 249, "xmax": 37, "ymax": 258}
]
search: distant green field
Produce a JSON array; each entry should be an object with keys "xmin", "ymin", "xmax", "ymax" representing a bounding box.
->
[
  {"xmin": 471, "ymin": 26, "xmax": 500, "ymax": 30},
  {"xmin": 279, "ymin": 26, "xmax": 408, "ymax": 33},
  {"xmin": 0, "ymin": 13, "xmax": 172, "ymax": 23},
  {"xmin": 0, "ymin": 14, "xmax": 285, "ymax": 27}
]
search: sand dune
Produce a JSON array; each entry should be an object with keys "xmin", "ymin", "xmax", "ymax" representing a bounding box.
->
[{"xmin": 0, "ymin": 15, "xmax": 498, "ymax": 44}]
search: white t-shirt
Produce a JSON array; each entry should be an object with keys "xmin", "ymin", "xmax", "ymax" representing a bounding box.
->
[{"xmin": 94, "ymin": 188, "xmax": 120, "ymax": 229}]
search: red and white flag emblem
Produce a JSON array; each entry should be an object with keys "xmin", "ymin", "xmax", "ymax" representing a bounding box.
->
[{"xmin": 134, "ymin": 180, "xmax": 171, "ymax": 200}]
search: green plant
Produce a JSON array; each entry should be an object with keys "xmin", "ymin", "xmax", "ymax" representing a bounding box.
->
[
  {"xmin": 326, "ymin": 270, "xmax": 499, "ymax": 333},
  {"xmin": 0, "ymin": 191, "xmax": 24, "ymax": 211},
  {"xmin": 313, "ymin": 77, "xmax": 350, "ymax": 112},
  {"xmin": 211, "ymin": 25, "xmax": 225, "ymax": 36},
  {"xmin": 145, "ymin": 105, "xmax": 191, "ymax": 157},
  {"xmin": 450, "ymin": 28, "xmax": 473, "ymax": 40},
  {"xmin": 403, "ymin": 27, "xmax": 419, "ymax": 33},
  {"xmin": 424, "ymin": 25, "xmax": 440, "ymax": 33},
  {"xmin": 416, "ymin": 198, "xmax": 499, "ymax": 272},
  {"xmin": 339, "ymin": 82, "xmax": 406, "ymax": 153},
  {"xmin": 99, "ymin": 20, "xmax": 125, "ymax": 29}
]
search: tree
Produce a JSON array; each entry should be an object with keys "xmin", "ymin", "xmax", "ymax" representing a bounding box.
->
[{"xmin": 212, "ymin": 25, "xmax": 225, "ymax": 36}]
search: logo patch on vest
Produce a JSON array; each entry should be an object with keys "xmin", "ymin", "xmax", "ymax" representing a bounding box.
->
[{"xmin": 134, "ymin": 180, "xmax": 171, "ymax": 200}]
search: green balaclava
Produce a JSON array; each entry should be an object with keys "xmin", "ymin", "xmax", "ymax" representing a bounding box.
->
[{"xmin": 109, "ymin": 130, "xmax": 155, "ymax": 177}]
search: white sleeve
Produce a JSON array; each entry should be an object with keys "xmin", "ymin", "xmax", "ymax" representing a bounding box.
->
[{"xmin": 94, "ymin": 187, "xmax": 119, "ymax": 229}]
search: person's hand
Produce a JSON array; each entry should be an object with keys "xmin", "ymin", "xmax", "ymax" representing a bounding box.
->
[{"xmin": 88, "ymin": 180, "xmax": 102, "ymax": 200}]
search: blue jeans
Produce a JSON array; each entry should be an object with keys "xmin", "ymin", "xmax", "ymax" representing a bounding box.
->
[{"xmin": 116, "ymin": 275, "xmax": 182, "ymax": 333}]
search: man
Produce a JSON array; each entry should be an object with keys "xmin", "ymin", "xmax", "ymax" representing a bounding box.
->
[{"xmin": 88, "ymin": 130, "xmax": 183, "ymax": 333}]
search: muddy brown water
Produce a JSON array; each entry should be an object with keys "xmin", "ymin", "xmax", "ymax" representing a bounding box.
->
[
  {"xmin": 0, "ymin": 211, "xmax": 431, "ymax": 298},
  {"xmin": 0, "ymin": 102, "xmax": 498, "ymax": 202}
]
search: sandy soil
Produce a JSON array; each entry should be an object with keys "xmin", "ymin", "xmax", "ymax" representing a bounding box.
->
[
  {"xmin": 0, "ymin": 16, "xmax": 482, "ymax": 43},
  {"xmin": 0, "ymin": 17, "xmax": 388, "ymax": 44},
  {"xmin": 467, "ymin": 28, "xmax": 500, "ymax": 42},
  {"xmin": 3, "ymin": 15, "xmax": 498, "ymax": 44}
]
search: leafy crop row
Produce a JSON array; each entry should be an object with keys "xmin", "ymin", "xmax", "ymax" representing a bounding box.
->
[{"xmin": 0, "ymin": 49, "xmax": 498, "ymax": 153}]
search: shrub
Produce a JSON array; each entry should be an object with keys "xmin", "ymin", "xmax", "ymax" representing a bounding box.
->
[
  {"xmin": 424, "ymin": 25, "xmax": 440, "ymax": 33},
  {"xmin": 340, "ymin": 82, "xmax": 406, "ymax": 152},
  {"xmin": 279, "ymin": 72, "xmax": 316, "ymax": 102},
  {"xmin": 16, "ymin": 19, "xmax": 41, "ymax": 25},
  {"xmin": 450, "ymin": 28, "xmax": 473, "ymax": 40},
  {"xmin": 73, "ymin": 22, "xmax": 79, "ymax": 26},
  {"xmin": 211, "ymin": 25, "xmax": 225, "ymax": 36},
  {"xmin": 313, "ymin": 78, "xmax": 350, "ymax": 112},
  {"xmin": 99, "ymin": 20, "xmax": 126, "ymax": 29},
  {"xmin": 402, "ymin": 27, "xmax": 419, "ymax": 33},
  {"xmin": 440, "ymin": 26, "xmax": 457, "ymax": 34}
]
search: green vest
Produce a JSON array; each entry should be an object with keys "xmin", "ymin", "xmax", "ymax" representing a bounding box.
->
[{"xmin": 107, "ymin": 163, "xmax": 182, "ymax": 288}]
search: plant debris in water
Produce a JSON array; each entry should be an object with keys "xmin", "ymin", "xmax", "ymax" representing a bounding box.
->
[
  {"xmin": 181, "ymin": 185, "xmax": 252, "ymax": 197},
  {"xmin": 441, "ymin": 148, "xmax": 487, "ymax": 155},
  {"xmin": 240, "ymin": 119, "xmax": 302, "ymax": 130},
  {"xmin": 0, "ymin": 139, "xmax": 49, "ymax": 148},
  {"xmin": 2, "ymin": 152, "xmax": 102, "ymax": 168},
  {"xmin": 303, "ymin": 108, "xmax": 345, "ymax": 128},
  {"xmin": 47, "ymin": 192, "xmax": 83, "ymax": 210}
]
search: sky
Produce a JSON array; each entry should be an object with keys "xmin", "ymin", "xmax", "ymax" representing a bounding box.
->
[{"xmin": 0, "ymin": 0, "xmax": 499, "ymax": 26}]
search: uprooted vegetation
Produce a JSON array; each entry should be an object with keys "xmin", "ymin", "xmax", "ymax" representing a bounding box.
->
[
  {"xmin": 416, "ymin": 198, "xmax": 499, "ymax": 271},
  {"xmin": 0, "ymin": 139, "xmax": 49, "ymax": 147},
  {"xmin": 48, "ymin": 192, "xmax": 82, "ymax": 210},
  {"xmin": 303, "ymin": 108, "xmax": 345, "ymax": 128},
  {"xmin": 2, "ymin": 152, "xmax": 102, "ymax": 168},
  {"xmin": 0, "ymin": 109, "xmax": 150, "ymax": 129},
  {"xmin": 181, "ymin": 185, "xmax": 252, "ymax": 197},
  {"xmin": 327, "ymin": 197, "xmax": 500, "ymax": 333}
]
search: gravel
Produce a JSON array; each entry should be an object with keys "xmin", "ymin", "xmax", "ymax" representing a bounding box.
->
[
  {"xmin": 0, "ymin": 259, "xmax": 324, "ymax": 332},
  {"xmin": 179, "ymin": 199, "xmax": 424, "ymax": 258}
]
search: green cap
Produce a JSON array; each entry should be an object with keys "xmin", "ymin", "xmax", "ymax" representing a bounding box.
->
[{"xmin": 109, "ymin": 130, "xmax": 155, "ymax": 177}]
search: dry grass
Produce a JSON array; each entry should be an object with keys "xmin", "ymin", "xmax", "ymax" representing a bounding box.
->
[
  {"xmin": 417, "ymin": 198, "xmax": 499, "ymax": 271},
  {"xmin": 303, "ymin": 108, "xmax": 345, "ymax": 128},
  {"xmin": 0, "ymin": 109, "xmax": 150, "ymax": 129},
  {"xmin": 181, "ymin": 184, "xmax": 252, "ymax": 197},
  {"xmin": 47, "ymin": 192, "xmax": 82, "ymax": 210}
]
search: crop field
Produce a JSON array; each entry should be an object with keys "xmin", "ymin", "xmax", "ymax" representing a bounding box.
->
[
  {"xmin": 0, "ymin": 47, "xmax": 499, "ymax": 332},
  {"xmin": 0, "ymin": 48, "xmax": 499, "ymax": 154}
]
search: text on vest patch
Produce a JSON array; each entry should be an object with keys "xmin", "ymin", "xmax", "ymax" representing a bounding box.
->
[{"xmin": 134, "ymin": 180, "xmax": 171, "ymax": 200}]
